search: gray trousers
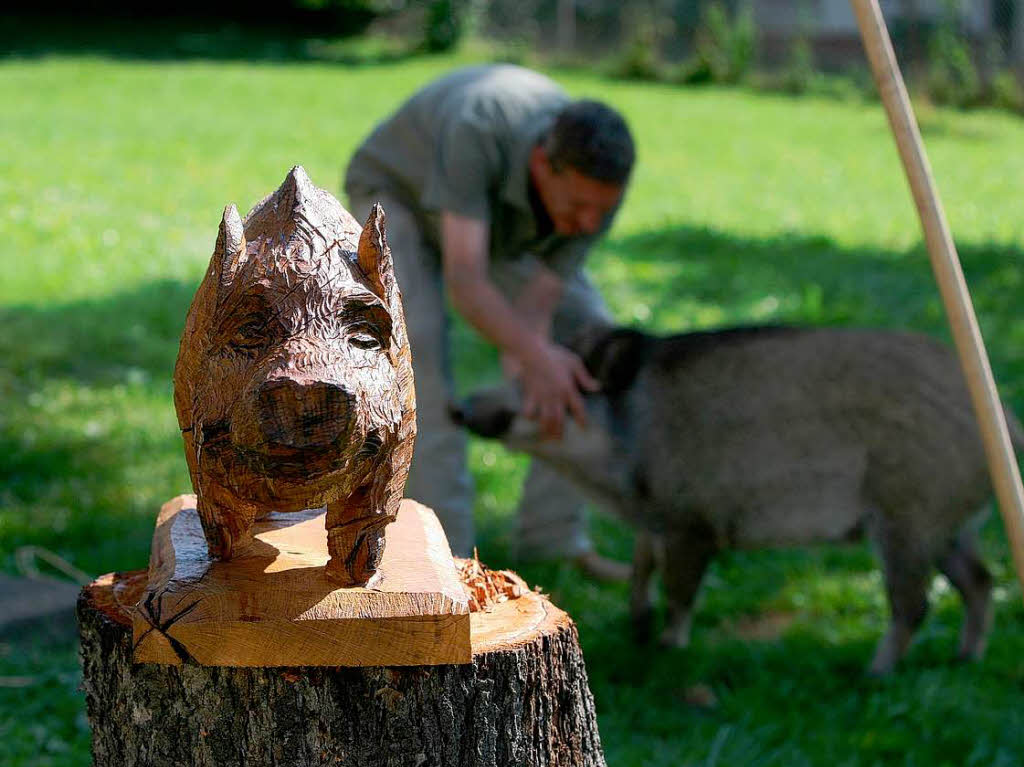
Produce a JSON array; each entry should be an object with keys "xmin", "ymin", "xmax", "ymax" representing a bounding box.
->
[{"xmin": 348, "ymin": 187, "xmax": 609, "ymax": 558}]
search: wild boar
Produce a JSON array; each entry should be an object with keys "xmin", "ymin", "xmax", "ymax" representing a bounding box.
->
[
  {"xmin": 453, "ymin": 324, "xmax": 1024, "ymax": 673},
  {"xmin": 173, "ymin": 166, "xmax": 415, "ymax": 586}
]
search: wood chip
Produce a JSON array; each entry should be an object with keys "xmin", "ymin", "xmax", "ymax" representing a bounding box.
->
[{"xmin": 455, "ymin": 551, "xmax": 528, "ymax": 613}]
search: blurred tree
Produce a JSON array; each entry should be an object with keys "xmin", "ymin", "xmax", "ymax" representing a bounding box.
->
[
  {"xmin": 423, "ymin": 0, "xmax": 465, "ymax": 51},
  {"xmin": 692, "ymin": 0, "xmax": 755, "ymax": 83},
  {"xmin": 927, "ymin": 0, "xmax": 983, "ymax": 106},
  {"xmin": 9, "ymin": 0, "xmax": 397, "ymax": 35},
  {"xmin": 558, "ymin": 0, "xmax": 576, "ymax": 52},
  {"xmin": 1015, "ymin": 0, "xmax": 1024, "ymax": 66}
]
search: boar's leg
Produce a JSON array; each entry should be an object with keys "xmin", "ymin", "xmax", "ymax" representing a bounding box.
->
[
  {"xmin": 195, "ymin": 487, "xmax": 259, "ymax": 560},
  {"xmin": 630, "ymin": 532, "xmax": 660, "ymax": 643},
  {"xmin": 870, "ymin": 517, "xmax": 932, "ymax": 675},
  {"xmin": 659, "ymin": 523, "xmax": 717, "ymax": 648},
  {"xmin": 936, "ymin": 527, "xmax": 993, "ymax": 662},
  {"xmin": 324, "ymin": 488, "xmax": 394, "ymax": 586}
]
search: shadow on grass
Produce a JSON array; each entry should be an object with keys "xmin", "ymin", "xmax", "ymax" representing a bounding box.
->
[
  {"xmin": 1, "ymin": 278, "xmax": 191, "ymax": 388},
  {"xmin": 595, "ymin": 225, "xmax": 1024, "ymax": 409},
  {"xmin": 0, "ymin": 13, "xmax": 420, "ymax": 66},
  {"xmin": 6, "ymin": 223, "xmax": 1007, "ymax": 554},
  {"xmin": 1, "ymin": 226, "xmax": 1023, "ymax": 765},
  {"xmin": 2, "ymin": 224, "xmax": 1021, "ymax": 572},
  {"xmin": 0, "ymin": 279, "xmax": 194, "ymax": 574},
  {"xmin": 464, "ymin": 224, "xmax": 1024, "ymax": 765}
]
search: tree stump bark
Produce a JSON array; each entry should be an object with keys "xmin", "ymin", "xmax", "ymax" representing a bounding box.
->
[{"xmin": 78, "ymin": 560, "xmax": 606, "ymax": 767}]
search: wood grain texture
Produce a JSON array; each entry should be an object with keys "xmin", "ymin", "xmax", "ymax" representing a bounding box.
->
[
  {"xmin": 173, "ymin": 166, "xmax": 415, "ymax": 585},
  {"xmin": 81, "ymin": 567, "xmax": 606, "ymax": 767},
  {"xmin": 131, "ymin": 495, "xmax": 470, "ymax": 667}
]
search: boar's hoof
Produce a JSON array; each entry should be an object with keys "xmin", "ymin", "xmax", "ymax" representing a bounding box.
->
[
  {"xmin": 205, "ymin": 523, "xmax": 254, "ymax": 562},
  {"xmin": 657, "ymin": 614, "xmax": 694, "ymax": 650},
  {"xmin": 631, "ymin": 607, "xmax": 655, "ymax": 645},
  {"xmin": 324, "ymin": 514, "xmax": 392, "ymax": 587},
  {"xmin": 324, "ymin": 552, "xmax": 381, "ymax": 588},
  {"xmin": 197, "ymin": 496, "xmax": 257, "ymax": 561},
  {"xmin": 324, "ymin": 560, "xmax": 365, "ymax": 587},
  {"xmin": 657, "ymin": 630, "xmax": 691, "ymax": 650}
]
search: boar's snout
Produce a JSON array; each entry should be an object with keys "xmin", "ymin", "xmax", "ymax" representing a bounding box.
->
[
  {"xmin": 256, "ymin": 378, "xmax": 355, "ymax": 451},
  {"xmin": 449, "ymin": 396, "xmax": 517, "ymax": 439}
]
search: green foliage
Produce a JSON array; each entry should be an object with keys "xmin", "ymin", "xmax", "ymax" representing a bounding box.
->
[
  {"xmin": 608, "ymin": 18, "xmax": 665, "ymax": 81},
  {"xmin": 990, "ymin": 70, "xmax": 1024, "ymax": 114},
  {"xmin": 423, "ymin": 0, "xmax": 464, "ymax": 52},
  {"xmin": 686, "ymin": 0, "xmax": 756, "ymax": 85},
  {"xmin": 779, "ymin": 36, "xmax": 816, "ymax": 95},
  {"xmin": 927, "ymin": 26, "xmax": 982, "ymax": 108},
  {"xmin": 2, "ymin": 42, "xmax": 1024, "ymax": 766},
  {"xmin": 489, "ymin": 34, "xmax": 535, "ymax": 67}
]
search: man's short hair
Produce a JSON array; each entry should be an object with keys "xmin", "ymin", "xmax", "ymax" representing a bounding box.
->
[{"xmin": 544, "ymin": 100, "xmax": 635, "ymax": 186}]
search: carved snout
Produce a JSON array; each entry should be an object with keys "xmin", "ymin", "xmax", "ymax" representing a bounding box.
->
[{"xmin": 256, "ymin": 379, "xmax": 355, "ymax": 451}]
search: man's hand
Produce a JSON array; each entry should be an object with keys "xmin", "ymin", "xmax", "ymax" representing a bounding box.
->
[
  {"xmin": 515, "ymin": 339, "xmax": 600, "ymax": 440},
  {"xmin": 440, "ymin": 210, "xmax": 598, "ymax": 439}
]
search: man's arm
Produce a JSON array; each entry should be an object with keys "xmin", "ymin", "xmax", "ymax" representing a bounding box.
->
[
  {"xmin": 511, "ymin": 260, "xmax": 562, "ymax": 336},
  {"xmin": 441, "ymin": 211, "xmax": 598, "ymax": 439},
  {"xmin": 501, "ymin": 259, "xmax": 562, "ymax": 383}
]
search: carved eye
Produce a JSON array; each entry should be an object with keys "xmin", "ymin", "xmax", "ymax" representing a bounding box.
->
[
  {"xmin": 231, "ymin": 318, "xmax": 266, "ymax": 350},
  {"xmin": 349, "ymin": 331, "xmax": 382, "ymax": 351}
]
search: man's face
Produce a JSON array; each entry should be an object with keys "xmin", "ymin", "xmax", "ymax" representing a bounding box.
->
[{"xmin": 531, "ymin": 148, "xmax": 625, "ymax": 237}]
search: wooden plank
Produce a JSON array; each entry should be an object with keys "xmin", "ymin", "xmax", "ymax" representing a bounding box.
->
[{"xmin": 132, "ymin": 495, "xmax": 471, "ymax": 667}]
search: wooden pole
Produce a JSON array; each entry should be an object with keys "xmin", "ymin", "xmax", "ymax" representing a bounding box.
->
[{"xmin": 849, "ymin": 0, "xmax": 1024, "ymax": 592}]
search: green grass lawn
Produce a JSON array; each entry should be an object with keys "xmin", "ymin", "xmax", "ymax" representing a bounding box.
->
[{"xmin": 2, "ymin": 29, "xmax": 1024, "ymax": 767}]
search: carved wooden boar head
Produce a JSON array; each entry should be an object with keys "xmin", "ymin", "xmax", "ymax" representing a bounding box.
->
[{"xmin": 173, "ymin": 167, "xmax": 415, "ymax": 579}]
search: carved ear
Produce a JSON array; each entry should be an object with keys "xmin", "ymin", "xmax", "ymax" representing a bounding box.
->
[
  {"xmin": 583, "ymin": 328, "xmax": 651, "ymax": 395},
  {"xmin": 216, "ymin": 204, "xmax": 247, "ymax": 290},
  {"xmin": 280, "ymin": 165, "xmax": 313, "ymax": 208},
  {"xmin": 357, "ymin": 203, "xmax": 394, "ymax": 303}
]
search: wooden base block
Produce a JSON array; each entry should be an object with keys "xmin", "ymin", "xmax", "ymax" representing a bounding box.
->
[{"xmin": 132, "ymin": 495, "xmax": 470, "ymax": 667}]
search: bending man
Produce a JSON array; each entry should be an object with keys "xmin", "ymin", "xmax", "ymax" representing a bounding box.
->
[{"xmin": 345, "ymin": 64, "xmax": 634, "ymax": 578}]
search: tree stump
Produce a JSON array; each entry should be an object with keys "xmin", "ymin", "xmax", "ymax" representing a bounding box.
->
[{"xmin": 78, "ymin": 559, "xmax": 606, "ymax": 767}]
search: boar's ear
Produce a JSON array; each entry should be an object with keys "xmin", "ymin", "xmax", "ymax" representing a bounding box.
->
[
  {"xmin": 216, "ymin": 204, "xmax": 248, "ymax": 290},
  {"xmin": 357, "ymin": 203, "xmax": 394, "ymax": 303},
  {"xmin": 583, "ymin": 328, "xmax": 651, "ymax": 395}
]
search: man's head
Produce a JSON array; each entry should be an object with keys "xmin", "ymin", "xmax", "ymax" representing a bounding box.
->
[{"xmin": 530, "ymin": 100, "xmax": 635, "ymax": 237}]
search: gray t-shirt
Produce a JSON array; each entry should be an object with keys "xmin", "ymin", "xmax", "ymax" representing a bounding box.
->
[{"xmin": 344, "ymin": 65, "xmax": 611, "ymax": 277}]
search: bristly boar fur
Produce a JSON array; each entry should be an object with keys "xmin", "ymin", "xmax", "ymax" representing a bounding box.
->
[
  {"xmin": 173, "ymin": 166, "xmax": 415, "ymax": 586},
  {"xmin": 454, "ymin": 324, "xmax": 1024, "ymax": 673}
]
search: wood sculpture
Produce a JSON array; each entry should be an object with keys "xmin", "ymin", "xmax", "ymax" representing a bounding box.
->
[
  {"xmin": 133, "ymin": 168, "xmax": 467, "ymax": 668},
  {"xmin": 79, "ymin": 168, "xmax": 604, "ymax": 758},
  {"xmin": 173, "ymin": 166, "xmax": 415, "ymax": 586}
]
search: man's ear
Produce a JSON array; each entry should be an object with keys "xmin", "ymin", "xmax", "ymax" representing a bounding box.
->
[
  {"xmin": 529, "ymin": 143, "xmax": 553, "ymax": 179},
  {"xmin": 582, "ymin": 328, "xmax": 651, "ymax": 395}
]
